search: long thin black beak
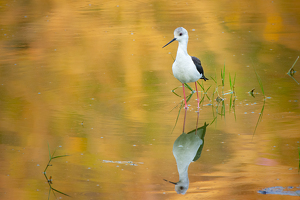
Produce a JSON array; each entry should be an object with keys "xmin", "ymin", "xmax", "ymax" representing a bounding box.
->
[
  {"xmin": 162, "ymin": 38, "xmax": 176, "ymax": 48},
  {"xmin": 163, "ymin": 179, "xmax": 177, "ymax": 185}
]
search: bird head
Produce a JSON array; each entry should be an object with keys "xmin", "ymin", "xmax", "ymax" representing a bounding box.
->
[
  {"xmin": 174, "ymin": 27, "xmax": 189, "ymax": 42},
  {"xmin": 163, "ymin": 178, "xmax": 189, "ymax": 194},
  {"xmin": 162, "ymin": 27, "xmax": 189, "ymax": 48}
]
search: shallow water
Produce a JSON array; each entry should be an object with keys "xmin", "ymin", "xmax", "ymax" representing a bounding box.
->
[{"xmin": 0, "ymin": 0, "xmax": 300, "ymax": 199}]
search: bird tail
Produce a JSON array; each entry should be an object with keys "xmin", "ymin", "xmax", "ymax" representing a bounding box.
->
[{"xmin": 201, "ymin": 76, "xmax": 209, "ymax": 81}]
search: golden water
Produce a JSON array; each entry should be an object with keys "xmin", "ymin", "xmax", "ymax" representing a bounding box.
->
[{"xmin": 0, "ymin": 0, "xmax": 299, "ymax": 199}]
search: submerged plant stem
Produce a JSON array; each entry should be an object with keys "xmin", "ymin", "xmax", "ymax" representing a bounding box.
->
[
  {"xmin": 253, "ymin": 100, "xmax": 265, "ymax": 138},
  {"xmin": 44, "ymin": 143, "xmax": 70, "ymax": 199},
  {"xmin": 287, "ymin": 56, "xmax": 300, "ymax": 85},
  {"xmin": 252, "ymin": 65, "xmax": 266, "ymax": 137},
  {"xmin": 288, "ymin": 56, "xmax": 299, "ymax": 74},
  {"xmin": 253, "ymin": 67, "xmax": 265, "ymax": 97}
]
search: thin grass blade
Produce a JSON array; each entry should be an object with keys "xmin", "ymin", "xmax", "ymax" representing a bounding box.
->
[
  {"xmin": 253, "ymin": 100, "xmax": 265, "ymax": 137},
  {"xmin": 210, "ymin": 76, "xmax": 217, "ymax": 84},
  {"xmin": 222, "ymin": 100, "xmax": 225, "ymax": 117},
  {"xmin": 289, "ymin": 74, "xmax": 300, "ymax": 85},
  {"xmin": 253, "ymin": 67, "xmax": 265, "ymax": 97},
  {"xmin": 170, "ymin": 103, "xmax": 180, "ymax": 113},
  {"xmin": 233, "ymin": 98, "xmax": 236, "ymax": 121},
  {"xmin": 230, "ymin": 96, "xmax": 233, "ymax": 109},
  {"xmin": 197, "ymin": 81, "xmax": 205, "ymax": 91},
  {"xmin": 233, "ymin": 73, "xmax": 236, "ymax": 87},
  {"xmin": 221, "ymin": 62, "xmax": 225, "ymax": 86},
  {"xmin": 51, "ymin": 148, "xmax": 58, "ymax": 158},
  {"xmin": 52, "ymin": 155, "xmax": 69, "ymax": 159},
  {"xmin": 170, "ymin": 54, "xmax": 175, "ymax": 62},
  {"xmin": 184, "ymin": 83, "xmax": 193, "ymax": 91},
  {"xmin": 287, "ymin": 56, "xmax": 299, "ymax": 74},
  {"xmin": 199, "ymin": 95, "xmax": 205, "ymax": 105},
  {"xmin": 171, "ymin": 102, "xmax": 184, "ymax": 134},
  {"xmin": 52, "ymin": 188, "xmax": 71, "ymax": 197},
  {"xmin": 205, "ymin": 85, "xmax": 212, "ymax": 100},
  {"xmin": 210, "ymin": 116, "xmax": 217, "ymax": 125},
  {"xmin": 52, "ymin": 188, "xmax": 57, "ymax": 199},
  {"xmin": 221, "ymin": 70, "xmax": 223, "ymax": 86},
  {"xmin": 47, "ymin": 142, "xmax": 51, "ymax": 160},
  {"xmin": 48, "ymin": 187, "xmax": 51, "ymax": 200},
  {"xmin": 229, "ymin": 73, "xmax": 232, "ymax": 89},
  {"xmin": 205, "ymin": 85, "xmax": 212, "ymax": 93},
  {"xmin": 186, "ymin": 93, "xmax": 193, "ymax": 104},
  {"xmin": 172, "ymin": 86, "xmax": 182, "ymax": 97}
]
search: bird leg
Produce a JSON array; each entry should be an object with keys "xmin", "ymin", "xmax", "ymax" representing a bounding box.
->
[
  {"xmin": 183, "ymin": 108, "xmax": 187, "ymax": 133},
  {"xmin": 195, "ymin": 82, "xmax": 200, "ymax": 108},
  {"xmin": 195, "ymin": 106, "xmax": 200, "ymax": 135},
  {"xmin": 182, "ymin": 83, "xmax": 188, "ymax": 109}
]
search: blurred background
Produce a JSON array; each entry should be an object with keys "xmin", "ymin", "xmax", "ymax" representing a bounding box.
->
[{"xmin": 0, "ymin": 0, "xmax": 299, "ymax": 199}]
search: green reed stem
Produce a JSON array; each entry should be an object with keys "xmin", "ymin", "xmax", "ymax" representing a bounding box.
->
[
  {"xmin": 221, "ymin": 62, "xmax": 225, "ymax": 86},
  {"xmin": 253, "ymin": 66, "xmax": 265, "ymax": 97}
]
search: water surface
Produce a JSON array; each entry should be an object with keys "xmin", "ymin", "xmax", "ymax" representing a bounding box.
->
[{"xmin": 0, "ymin": 0, "xmax": 300, "ymax": 199}]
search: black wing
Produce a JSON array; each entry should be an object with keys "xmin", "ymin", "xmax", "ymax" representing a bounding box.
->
[{"xmin": 191, "ymin": 56, "xmax": 208, "ymax": 81}]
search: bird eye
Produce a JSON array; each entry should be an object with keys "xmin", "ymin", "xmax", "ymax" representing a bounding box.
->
[
  {"xmin": 179, "ymin": 33, "xmax": 183, "ymax": 36},
  {"xmin": 180, "ymin": 186, "xmax": 184, "ymax": 190}
]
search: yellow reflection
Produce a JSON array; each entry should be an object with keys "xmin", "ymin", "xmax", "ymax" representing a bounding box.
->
[
  {"xmin": 66, "ymin": 137, "xmax": 87, "ymax": 152},
  {"xmin": 264, "ymin": 14, "xmax": 283, "ymax": 41},
  {"xmin": 0, "ymin": 0, "xmax": 300, "ymax": 199}
]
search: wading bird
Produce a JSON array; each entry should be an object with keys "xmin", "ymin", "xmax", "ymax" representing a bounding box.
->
[{"xmin": 163, "ymin": 27, "xmax": 208, "ymax": 109}]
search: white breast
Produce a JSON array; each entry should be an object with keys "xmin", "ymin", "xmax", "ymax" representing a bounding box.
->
[{"xmin": 172, "ymin": 55, "xmax": 201, "ymax": 83}]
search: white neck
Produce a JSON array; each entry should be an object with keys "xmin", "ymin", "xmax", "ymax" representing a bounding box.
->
[
  {"xmin": 178, "ymin": 167, "xmax": 189, "ymax": 183},
  {"xmin": 177, "ymin": 40, "xmax": 189, "ymax": 57}
]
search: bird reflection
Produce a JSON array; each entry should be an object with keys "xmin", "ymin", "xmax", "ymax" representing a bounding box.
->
[{"xmin": 164, "ymin": 109, "xmax": 208, "ymax": 194}]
